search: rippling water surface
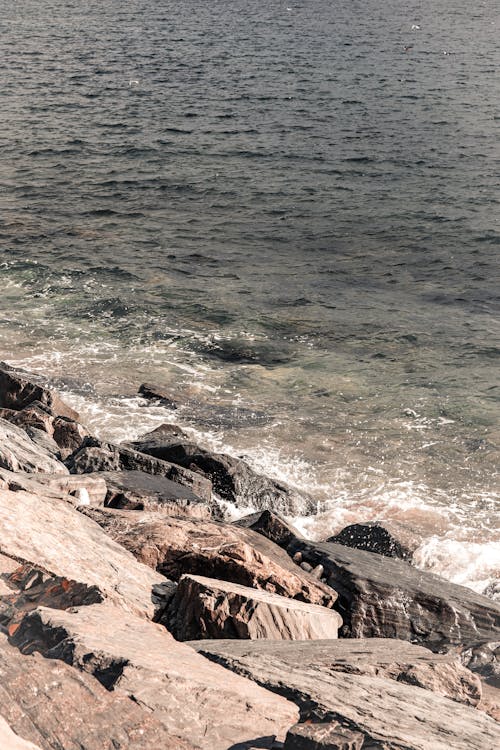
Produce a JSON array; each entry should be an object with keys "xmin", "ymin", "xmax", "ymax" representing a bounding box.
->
[{"xmin": 1, "ymin": 0, "xmax": 499, "ymax": 593}]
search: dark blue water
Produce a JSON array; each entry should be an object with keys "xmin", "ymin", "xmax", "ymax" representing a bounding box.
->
[{"xmin": 1, "ymin": 0, "xmax": 499, "ymax": 592}]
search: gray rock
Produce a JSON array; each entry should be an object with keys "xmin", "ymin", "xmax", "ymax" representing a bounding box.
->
[
  {"xmin": 0, "ymin": 418, "xmax": 68, "ymax": 475},
  {"xmin": 10, "ymin": 603, "xmax": 299, "ymax": 750},
  {"xmin": 284, "ymin": 722, "xmax": 364, "ymax": 750},
  {"xmin": 327, "ymin": 520, "xmax": 421, "ymax": 560},
  {"xmin": 138, "ymin": 383, "xmax": 179, "ymax": 408},
  {"xmin": 190, "ymin": 639, "xmax": 500, "ymax": 750},
  {"xmin": 66, "ymin": 436, "xmax": 212, "ymax": 501},
  {"xmin": 168, "ymin": 574, "xmax": 342, "ymax": 641},
  {"xmin": 0, "ymin": 362, "xmax": 79, "ymax": 421}
]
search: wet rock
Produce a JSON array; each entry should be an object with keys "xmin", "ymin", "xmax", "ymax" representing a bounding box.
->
[
  {"xmin": 286, "ymin": 538, "xmax": 500, "ymax": 652},
  {"xmin": 190, "ymin": 639, "xmax": 499, "ymax": 750},
  {"xmin": 127, "ymin": 434, "xmax": 313, "ymax": 515},
  {"xmin": 327, "ymin": 520, "xmax": 421, "ymax": 560},
  {"xmin": 0, "ymin": 488, "xmax": 166, "ymax": 617},
  {"xmin": 0, "ymin": 418, "xmax": 68, "ymax": 474},
  {"xmin": 96, "ymin": 469, "xmax": 211, "ymax": 518},
  {"xmin": 234, "ymin": 509, "xmax": 304, "ymax": 549},
  {"xmin": 138, "ymin": 383, "xmax": 179, "ymax": 408},
  {"xmin": 284, "ymin": 723, "xmax": 364, "ymax": 750},
  {"xmin": 66, "ymin": 436, "xmax": 212, "ymax": 501},
  {"xmin": 78, "ymin": 508, "xmax": 337, "ymax": 608},
  {"xmin": 0, "ymin": 362, "xmax": 79, "ymax": 420},
  {"xmin": 168, "ymin": 574, "xmax": 342, "ymax": 641},
  {"xmin": 0, "ymin": 632, "xmax": 193, "ymax": 750},
  {"xmin": 11, "ymin": 603, "xmax": 299, "ymax": 750}
]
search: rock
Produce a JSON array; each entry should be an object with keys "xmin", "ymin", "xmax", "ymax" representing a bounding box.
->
[
  {"xmin": 78, "ymin": 508, "xmax": 337, "ymax": 608},
  {"xmin": 0, "ymin": 418, "xmax": 68, "ymax": 474},
  {"xmin": 0, "ymin": 716, "xmax": 41, "ymax": 750},
  {"xmin": 52, "ymin": 416, "xmax": 91, "ymax": 458},
  {"xmin": 127, "ymin": 434, "xmax": 313, "ymax": 515},
  {"xmin": 0, "ymin": 488, "xmax": 167, "ymax": 618},
  {"xmin": 284, "ymin": 723, "xmax": 364, "ymax": 750},
  {"xmin": 190, "ymin": 639, "xmax": 500, "ymax": 750},
  {"xmin": 0, "ymin": 402, "xmax": 90, "ymax": 459},
  {"xmin": 189, "ymin": 637, "xmax": 481, "ymax": 707},
  {"xmin": 138, "ymin": 383, "xmax": 179, "ymax": 408},
  {"xmin": 0, "ymin": 632, "xmax": 193, "ymax": 749},
  {"xmin": 96, "ymin": 469, "xmax": 211, "ymax": 519},
  {"xmin": 10, "ymin": 603, "xmax": 299, "ymax": 750},
  {"xmin": 66, "ymin": 436, "xmax": 212, "ymax": 501},
  {"xmin": 0, "ymin": 362, "xmax": 79, "ymax": 420},
  {"xmin": 327, "ymin": 520, "xmax": 421, "ymax": 560},
  {"xmin": 286, "ymin": 538, "xmax": 500, "ymax": 652},
  {"xmin": 168, "ymin": 574, "xmax": 342, "ymax": 641},
  {"xmin": 234, "ymin": 509, "xmax": 304, "ymax": 549},
  {"xmin": 0, "ymin": 467, "xmax": 107, "ymax": 505}
]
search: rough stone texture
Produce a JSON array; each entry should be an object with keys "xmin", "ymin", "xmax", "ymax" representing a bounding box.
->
[
  {"xmin": 127, "ymin": 433, "xmax": 313, "ymax": 515},
  {"xmin": 138, "ymin": 383, "xmax": 179, "ymax": 408},
  {"xmin": 284, "ymin": 723, "xmax": 364, "ymax": 750},
  {"xmin": 0, "ymin": 418, "xmax": 69, "ymax": 475},
  {"xmin": 191, "ymin": 639, "xmax": 500, "ymax": 750},
  {"xmin": 66, "ymin": 436, "xmax": 212, "ymax": 501},
  {"xmin": 0, "ymin": 488, "xmax": 166, "ymax": 617},
  {"xmin": 327, "ymin": 521, "xmax": 421, "ymax": 560},
  {"xmin": 95, "ymin": 469, "xmax": 211, "ymax": 519},
  {"xmin": 188, "ymin": 638, "xmax": 481, "ymax": 707},
  {"xmin": 169, "ymin": 574, "xmax": 342, "ymax": 641},
  {"xmin": 0, "ymin": 633, "xmax": 193, "ymax": 750},
  {"xmin": 234, "ymin": 509, "xmax": 304, "ymax": 549},
  {"xmin": 287, "ymin": 538, "xmax": 500, "ymax": 652},
  {"xmin": 0, "ymin": 363, "xmax": 79, "ymax": 421},
  {"xmin": 0, "ymin": 468, "xmax": 107, "ymax": 506},
  {"xmin": 78, "ymin": 508, "xmax": 337, "ymax": 608},
  {"xmin": 0, "ymin": 716, "xmax": 41, "ymax": 750},
  {"xmin": 0, "ymin": 404, "xmax": 89, "ymax": 459},
  {"xmin": 11, "ymin": 603, "xmax": 299, "ymax": 750}
]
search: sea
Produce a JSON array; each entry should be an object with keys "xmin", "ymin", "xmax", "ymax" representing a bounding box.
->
[{"xmin": 1, "ymin": 0, "xmax": 499, "ymax": 597}]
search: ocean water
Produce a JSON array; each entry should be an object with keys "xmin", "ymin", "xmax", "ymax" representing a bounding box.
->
[{"xmin": 1, "ymin": 0, "xmax": 499, "ymax": 595}]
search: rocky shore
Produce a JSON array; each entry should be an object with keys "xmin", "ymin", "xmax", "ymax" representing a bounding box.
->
[{"xmin": 0, "ymin": 361, "xmax": 498, "ymax": 749}]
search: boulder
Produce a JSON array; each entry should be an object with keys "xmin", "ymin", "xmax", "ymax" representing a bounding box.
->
[
  {"xmin": 96, "ymin": 469, "xmax": 211, "ymax": 519},
  {"xmin": 127, "ymin": 433, "xmax": 313, "ymax": 515},
  {"xmin": 326, "ymin": 520, "xmax": 421, "ymax": 560},
  {"xmin": 0, "ymin": 632, "xmax": 193, "ymax": 750},
  {"xmin": 0, "ymin": 467, "xmax": 107, "ymax": 505},
  {"xmin": 138, "ymin": 383, "xmax": 179, "ymax": 408},
  {"xmin": 0, "ymin": 418, "xmax": 68, "ymax": 474},
  {"xmin": 284, "ymin": 723, "xmax": 364, "ymax": 750},
  {"xmin": 234, "ymin": 509, "xmax": 304, "ymax": 549},
  {"xmin": 0, "ymin": 362, "xmax": 79, "ymax": 420},
  {"xmin": 66, "ymin": 436, "xmax": 212, "ymax": 501},
  {"xmin": 78, "ymin": 508, "xmax": 337, "ymax": 608},
  {"xmin": 190, "ymin": 639, "xmax": 500, "ymax": 750},
  {"xmin": 10, "ymin": 603, "xmax": 299, "ymax": 750},
  {"xmin": 0, "ymin": 488, "xmax": 167, "ymax": 618},
  {"xmin": 168, "ymin": 574, "xmax": 342, "ymax": 641},
  {"xmin": 189, "ymin": 638, "xmax": 481, "ymax": 707},
  {"xmin": 286, "ymin": 538, "xmax": 500, "ymax": 652},
  {"xmin": 0, "ymin": 403, "xmax": 90, "ymax": 459}
]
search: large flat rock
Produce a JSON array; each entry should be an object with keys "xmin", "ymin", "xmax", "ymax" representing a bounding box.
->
[
  {"xmin": 79, "ymin": 508, "xmax": 337, "ymax": 608},
  {"xmin": 10, "ymin": 603, "xmax": 299, "ymax": 750},
  {"xmin": 287, "ymin": 537, "xmax": 500, "ymax": 652},
  {"xmin": 169, "ymin": 574, "xmax": 342, "ymax": 641},
  {"xmin": 0, "ymin": 633, "xmax": 192, "ymax": 750},
  {"xmin": 190, "ymin": 639, "xmax": 500, "ymax": 750},
  {"xmin": 0, "ymin": 418, "xmax": 68, "ymax": 475},
  {"xmin": 0, "ymin": 488, "xmax": 166, "ymax": 617}
]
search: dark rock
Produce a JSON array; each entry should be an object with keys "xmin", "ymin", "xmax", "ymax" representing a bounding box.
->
[
  {"xmin": 96, "ymin": 469, "xmax": 212, "ymax": 519},
  {"xmin": 0, "ymin": 362, "xmax": 79, "ymax": 420},
  {"xmin": 66, "ymin": 436, "xmax": 212, "ymax": 501},
  {"xmin": 286, "ymin": 538, "xmax": 500, "ymax": 652},
  {"xmin": 190, "ymin": 639, "xmax": 499, "ymax": 750},
  {"xmin": 52, "ymin": 416, "xmax": 90, "ymax": 458},
  {"xmin": 78, "ymin": 508, "xmax": 337, "ymax": 609},
  {"xmin": 138, "ymin": 382, "xmax": 179, "ymax": 408},
  {"xmin": 327, "ymin": 520, "xmax": 420, "ymax": 560},
  {"xmin": 168, "ymin": 574, "xmax": 342, "ymax": 641},
  {"xmin": 127, "ymin": 435, "xmax": 313, "ymax": 515},
  {"xmin": 0, "ymin": 632, "xmax": 194, "ymax": 749},
  {"xmin": 284, "ymin": 723, "xmax": 364, "ymax": 750},
  {"xmin": 10, "ymin": 603, "xmax": 298, "ymax": 750},
  {"xmin": 234, "ymin": 509, "xmax": 303, "ymax": 549}
]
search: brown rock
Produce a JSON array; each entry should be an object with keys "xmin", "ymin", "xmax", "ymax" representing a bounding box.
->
[
  {"xmin": 284, "ymin": 722, "xmax": 364, "ymax": 750},
  {"xmin": 0, "ymin": 632, "xmax": 193, "ymax": 749},
  {"xmin": 10, "ymin": 603, "xmax": 299, "ymax": 750},
  {"xmin": 234, "ymin": 509, "xmax": 304, "ymax": 549},
  {"xmin": 169, "ymin": 574, "xmax": 342, "ymax": 641},
  {"xmin": 0, "ymin": 362, "xmax": 79, "ymax": 420},
  {"xmin": 0, "ymin": 716, "xmax": 41, "ymax": 750},
  {"xmin": 78, "ymin": 508, "xmax": 337, "ymax": 608},
  {"xmin": 0, "ymin": 467, "xmax": 107, "ymax": 505},
  {"xmin": 0, "ymin": 418, "xmax": 68, "ymax": 474}
]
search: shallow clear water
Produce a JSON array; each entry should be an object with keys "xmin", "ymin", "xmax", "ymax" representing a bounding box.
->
[{"xmin": 1, "ymin": 0, "xmax": 499, "ymax": 593}]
